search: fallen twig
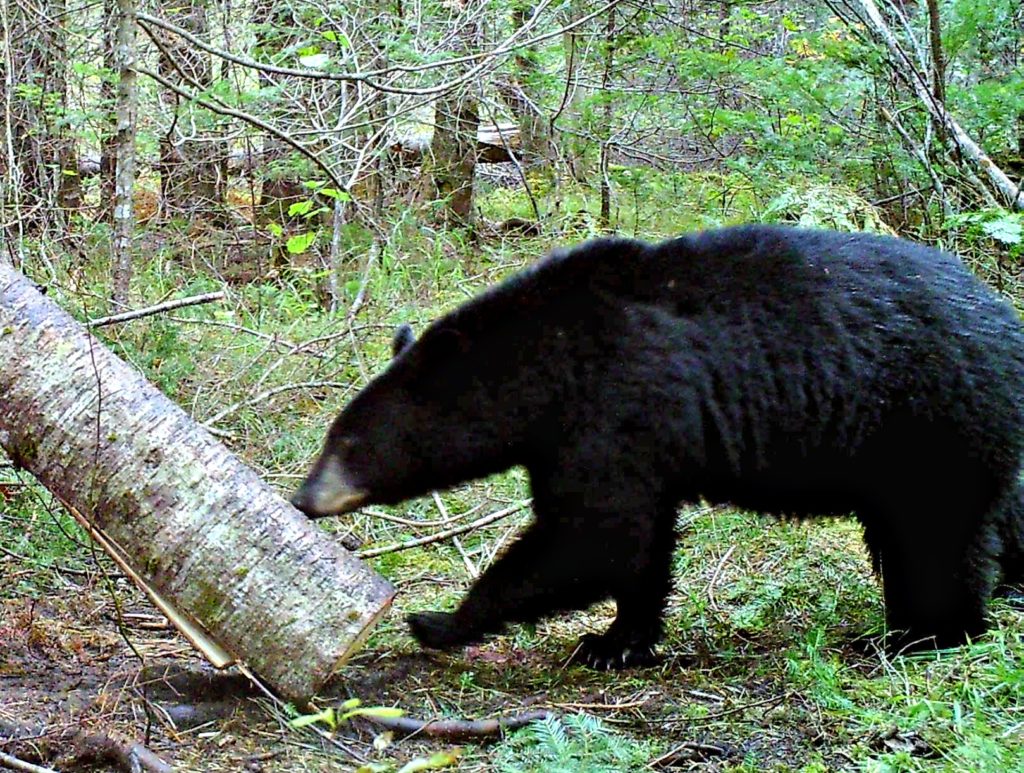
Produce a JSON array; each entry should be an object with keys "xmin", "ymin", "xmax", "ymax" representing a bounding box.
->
[
  {"xmin": 347, "ymin": 240, "xmax": 381, "ymax": 321},
  {"xmin": 648, "ymin": 740, "xmax": 731, "ymax": 768},
  {"xmin": 88, "ymin": 291, "xmax": 226, "ymax": 327},
  {"xmin": 235, "ymin": 663, "xmax": 366, "ymax": 763},
  {"xmin": 360, "ymin": 710, "xmax": 551, "ymax": 742},
  {"xmin": 68, "ymin": 731, "xmax": 172, "ymax": 773},
  {"xmin": 359, "ymin": 500, "xmax": 531, "ymax": 559},
  {"xmin": 0, "ymin": 723, "xmax": 172, "ymax": 773},
  {"xmin": 657, "ymin": 692, "xmax": 788, "ymax": 725},
  {"xmin": 0, "ymin": 750, "xmax": 58, "ymax": 773},
  {"xmin": 433, "ymin": 493, "xmax": 479, "ymax": 578},
  {"xmin": 706, "ymin": 544, "xmax": 735, "ymax": 613},
  {"xmin": 202, "ymin": 380, "xmax": 348, "ymax": 427}
]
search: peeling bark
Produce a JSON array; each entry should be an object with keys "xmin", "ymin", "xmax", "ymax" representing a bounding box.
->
[{"xmin": 0, "ymin": 264, "xmax": 394, "ymax": 702}]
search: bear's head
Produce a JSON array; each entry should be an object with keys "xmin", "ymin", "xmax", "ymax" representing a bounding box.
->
[{"xmin": 290, "ymin": 322, "xmax": 506, "ymax": 518}]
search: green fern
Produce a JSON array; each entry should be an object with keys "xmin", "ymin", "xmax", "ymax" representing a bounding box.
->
[{"xmin": 493, "ymin": 713, "xmax": 657, "ymax": 773}]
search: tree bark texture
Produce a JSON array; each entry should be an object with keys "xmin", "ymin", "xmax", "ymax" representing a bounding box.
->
[
  {"xmin": 598, "ymin": 4, "xmax": 616, "ymax": 229},
  {"xmin": 422, "ymin": 5, "xmax": 481, "ymax": 226},
  {"xmin": 507, "ymin": 1, "xmax": 552, "ymax": 165},
  {"xmin": 0, "ymin": 0, "xmax": 75, "ymax": 233},
  {"xmin": 112, "ymin": 0, "xmax": 137, "ymax": 305},
  {"xmin": 0, "ymin": 264, "xmax": 395, "ymax": 702},
  {"xmin": 253, "ymin": 0, "xmax": 307, "ymax": 233},
  {"xmin": 425, "ymin": 90, "xmax": 480, "ymax": 225},
  {"xmin": 925, "ymin": 0, "xmax": 946, "ymax": 106}
]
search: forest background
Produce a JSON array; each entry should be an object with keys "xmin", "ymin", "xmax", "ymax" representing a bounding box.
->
[{"xmin": 1, "ymin": 0, "xmax": 1024, "ymax": 770}]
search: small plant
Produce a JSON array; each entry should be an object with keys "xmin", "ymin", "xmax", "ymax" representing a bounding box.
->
[
  {"xmin": 288, "ymin": 697, "xmax": 404, "ymax": 731},
  {"xmin": 492, "ymin": 712, "xmax": 658, "ymax": 772}
]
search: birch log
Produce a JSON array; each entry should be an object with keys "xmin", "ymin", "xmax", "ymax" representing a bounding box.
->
[{"xmin": 0, "ymin": 264, "xmax": 395, "ymax": 702}]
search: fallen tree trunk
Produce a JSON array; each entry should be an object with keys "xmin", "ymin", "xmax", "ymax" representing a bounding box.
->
[{"xmin": 0, "ymin": 264, "xmax": 394, "ymax": 702}]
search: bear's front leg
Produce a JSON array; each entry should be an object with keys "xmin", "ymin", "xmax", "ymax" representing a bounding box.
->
[
  {"xmin": 407, "ymin": 521, "xmax": 608, "ymax": 650},
  {"xmin": 573, "ymin": 517, "xmax": 676, "ymax": 670}
]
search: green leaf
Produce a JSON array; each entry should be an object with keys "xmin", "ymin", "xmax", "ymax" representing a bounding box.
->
[
  {"xmin": 320, "ymin": 188, "xmax": 352, "ymax": 201},
  {"xmin": 286, "ymin": 231, "xmax": 317, "ymax": 254},
  {"xmin": 338, "ymin": 706, "xmax": 405, "ymax": 722},
  {"xmin": 288, "ymin": 200, "xmax": 314, "ymax": 217},
  {"xmin": 981, "ymin": 214, "xmax": 1022, "ymax": 245},
  {"xmin": 289, "ymin": 706, "xmax": 336, "ymax": 730},
  {"xmin": 267, "ymin": 223, "xmax": 283, "ymax": 238},
  {"xmin": 396, "ymin": 750, "xmax": 461, "ymax": 773}
]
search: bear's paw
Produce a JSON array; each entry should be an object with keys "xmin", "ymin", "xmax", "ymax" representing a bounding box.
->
[{"xmin": 574, "ymin": 631, "xmax": 660, "ymax": 670}]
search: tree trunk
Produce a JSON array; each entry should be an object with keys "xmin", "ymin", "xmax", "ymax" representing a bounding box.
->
[
  {"xmin": 111, "ymin": 0, "xmax": 137, "ymax": 305},
  {"xmin": 598, "ymin": 4, "xmax": 616, "ymax": 230},
  {"xmin": 0, "ymin": 264, "xmax": 395, "ymax": 702},
  {"xmin": 99, "ymin": 0, "xmax": 118, "ymax": 221},
  {"xmin": 0, "ymin": 0, "xmax": 72, "ymax": 235},
  {"xmin": 855, "ymin": 0, "xmax": 1023, "ymax": 209},
  {"xmin": 557, "ymin": 0, "xmax": 588, "ymax": 181},
  {"xmin": 156, "ymin": 0, "xmax": 224, "ymax": 222},
  {"xmin": 925, "ymin": 0, "xmax": 945, "ymax": 106},
  {"xmin": 422, "ymin": 6, "xmax": 480, "ymax": 226},
  {"xmin": 253, "ymin": 0, "xmax": 306, "ymax": 235},
  {"xmin": 507, "ymin": 1, "xmax": 551, "ymax": 165}
]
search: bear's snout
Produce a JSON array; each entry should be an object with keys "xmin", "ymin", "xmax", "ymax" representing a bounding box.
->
[{"xmin": 291, "ymin": 454, "xmax": 368, "ymax": 518}]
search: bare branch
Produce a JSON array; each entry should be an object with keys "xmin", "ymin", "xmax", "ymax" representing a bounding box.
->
[
  {"xmin": 855, "ymin": 0, "xmax": 1023, "ymax": 209},
  {"xmin": 0, "ymin": 751, "xmax": 58, "ymax": 773},
  {"xmin": 88, "ymin": 291, "xmax": 225, "ymax": 327},
  {"xmin": 132, "ymin": 63, "xmax": 348, "ymax": 193},
  {"xmin": 359, "ymin": 500, "xmax": 531, "ymax": 559},
  {"xmin": 360, "ymin": 710, "xmax": 551, "ymax": 741}
]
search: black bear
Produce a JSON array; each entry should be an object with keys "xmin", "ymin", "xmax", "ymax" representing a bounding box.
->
[{"xmin": 292, "ymin": 225, "xmax": 1024, "ymax": 668}]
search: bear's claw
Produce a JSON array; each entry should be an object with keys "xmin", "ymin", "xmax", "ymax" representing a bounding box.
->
[{"xmin": 574, "ymin": 632, "xmax": 660, "ymax": 670}]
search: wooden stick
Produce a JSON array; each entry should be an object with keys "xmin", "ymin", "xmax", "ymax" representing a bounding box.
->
[
  {"xmin": 71, "ymin": 731, "xmax": 173, "ymax": 773},
  {"xmin": 359, "ymin": 500, "xmax": 530, "ymax": 559},
  {"xmin": 0, "ymin": 751, "xmax": 58, "ymax": 773},
  {"xmin": 88, "ymin": 291, "xmax": 225, "ymax": 328},
  {"xmin": 360, "ymin": 710, "xmax": 551, "ymax": 741}
]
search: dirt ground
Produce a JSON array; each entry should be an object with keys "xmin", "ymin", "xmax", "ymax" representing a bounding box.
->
[{"xmin": 0, "ymin": 570, "xmax": 854, "ymax": 773}]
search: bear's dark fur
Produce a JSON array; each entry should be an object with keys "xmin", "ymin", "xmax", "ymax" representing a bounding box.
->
[{"xmin": 292, "ymin": 225, "xmax": 1024, "ymax": 667}]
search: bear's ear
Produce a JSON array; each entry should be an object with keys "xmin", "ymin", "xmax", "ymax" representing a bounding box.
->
[
  {"xmin": 419, "ymin": 327, "xmax": 470, "ymax": 359},
  {"xmin": 411, "ymin": 328, "xmax": 473, "ymax": 397},
  {"xmin": 392, "ymin": 324, "xmax": 416, "ymax": 358}
]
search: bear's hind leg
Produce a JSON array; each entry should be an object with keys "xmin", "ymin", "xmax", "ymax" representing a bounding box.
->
[
  {"xmin": 866, "ymin": 497, "xmax": 993, "ymax": 653},
  {"xmin": 995, "ymin": 481, "xmax": 1024, "ymax": 593}
]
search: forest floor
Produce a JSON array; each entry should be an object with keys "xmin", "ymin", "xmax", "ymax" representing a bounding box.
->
[{"xmin": 3, "ymin": 501, "xmax": 1023, "ymax": 772}]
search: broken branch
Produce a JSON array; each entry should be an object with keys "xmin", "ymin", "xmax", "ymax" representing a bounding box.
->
[
  {"xmin": 88, "ymin": 291, "xmax": 226, "ymax": 327},
  {"xmin": 0, "ymin": 751, "xmax": 58, "ymax": 773},
  {"xmin": 358, "ymin": 500, "xmax": 531, "ymax": 559},
  {"xmin": 360, "ymin": 710, "xmax": 551, "ymax": 742}
]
